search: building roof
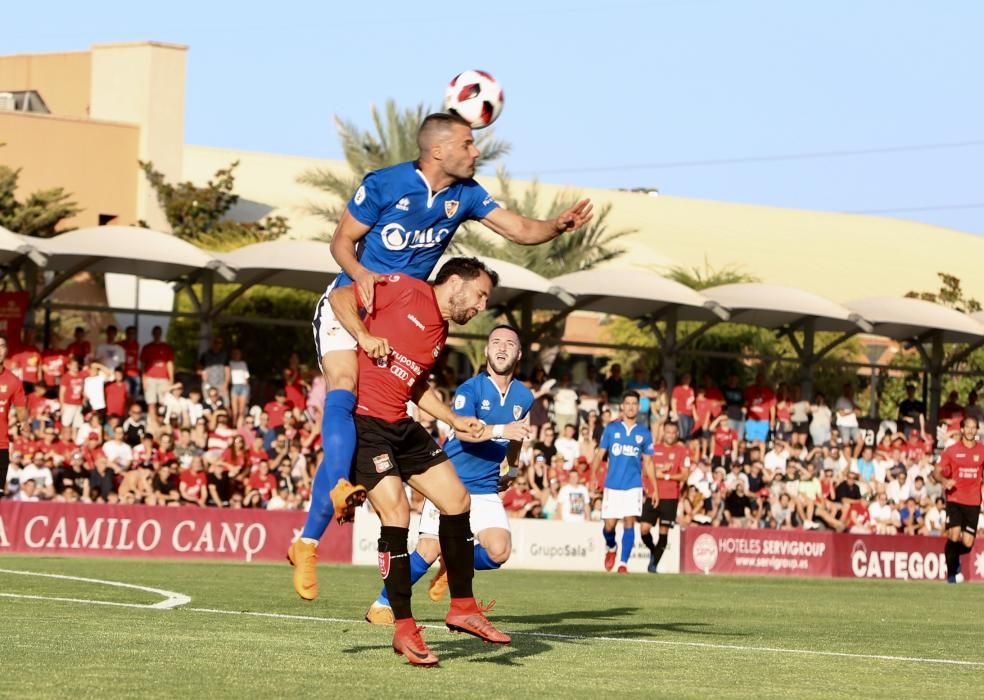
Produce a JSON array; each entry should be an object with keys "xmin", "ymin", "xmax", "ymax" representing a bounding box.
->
[
  {"xmin": 220, "ymin": 239, "xmax": 338, "ymax": 293},
  {"xmin": 182, "ymin": 145, "xmax": 984, "ymax": 303}
]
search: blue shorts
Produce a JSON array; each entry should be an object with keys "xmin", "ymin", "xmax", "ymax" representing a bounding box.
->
[
  {"xmin": 745, "ymin": 419, "xmax": 769, "ymax": 442},
  {"xmin": 231, "ymin": 384, "xmax": 249, "ymax": 398}
]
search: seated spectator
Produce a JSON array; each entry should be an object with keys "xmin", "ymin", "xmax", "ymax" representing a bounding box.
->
[
  {"xmin": 867, "ymin": 490, "xmax": 899, "ymax": 535},
  {"xmin": 152, "ymin": 462, "xmax": 181, "ymax": 505},
  {"xmin": 179, "ymin": 456, "xmax": 209, "ymax": 506},
  {"xmin": 88, "ymin": 456, "xmax": 117, "ymax": 502},
  {"xmin": 772, "ymin": 492, "xmax": 795, "ymax": 529},
  {"xmin": 723, "ymin": 482, "xmax": 754, "ymax": 527},
  {"xmin": 898, "ymin": 497, "xmax": 923, "ymax": 535},
  {"xmin": 796, "ymin": 463, "xmax": 822, "ymax": 529},
  {"xmin": 923, "ymin": 497, "xmax": 946, "ymax": 536},
  {"xmin": 502, "ymin": 476, "xmax": 535, "ymax": 518}
]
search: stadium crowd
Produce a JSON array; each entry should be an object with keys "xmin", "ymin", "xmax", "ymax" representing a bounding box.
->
[{"xmin": 2, "ymin": 324, "xmax": 984, "ymax": 538}]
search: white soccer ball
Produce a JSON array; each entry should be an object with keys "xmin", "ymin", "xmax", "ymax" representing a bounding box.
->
[{"xmin": 443, "ymin": 70, "xmax": 504, "ymax": 129}]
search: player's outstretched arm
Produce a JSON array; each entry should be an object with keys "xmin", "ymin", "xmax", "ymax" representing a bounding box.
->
[
  {"xmin": 480, "ymin": 198, "xmax": 593, "ymax": 245},
  {"xmin": 329, "ymin": 210, "xmax": 385, "ymax": 313},
  {"xmin": 413, "ymin": 386, "xmax": 483, "ymax": 440},
  {"xmin": 327, "ymin": 286, "xmax": 390, "ymax": 359}
]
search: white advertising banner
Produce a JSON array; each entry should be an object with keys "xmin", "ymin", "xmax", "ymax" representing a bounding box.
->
[{"xmin": 352, "ymin": 508, "xmax": 680, "ymax": 574}]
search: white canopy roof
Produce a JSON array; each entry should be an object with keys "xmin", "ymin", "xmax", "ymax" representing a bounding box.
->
[
  {"xmin": 548, "ymin": 269, "xmax": 728, "ymax": 321},
  {"xmin": 0, "ymin": 225, "xmax": 46, "ymax": 266},
  {"xmin": 702, "ymin": 283, "xmax": 871, "ymax": 332},
  {"xmin": 431, "ymin": 254, "xmax": 571, "ymax": 310},
  {"xmin": 220, "ymin": 239, "xmax": 339, "ymax": 293},
  {"xmin": 845, "ymin": 297, "xmax": 984, "ymax": 344},
  {"xmin": 34, "ymin": 226, "xmax": 233, "ymax": 282}
]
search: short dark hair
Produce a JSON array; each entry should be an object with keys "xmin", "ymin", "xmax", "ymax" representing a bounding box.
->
[
  {"xmin": 621, "ymin": 390, "xmax": 640, "ymax": 402},
  {"xmin": 418, "ymin": 112, "xmax": 472, "ymax": 150},
  {"xmin": 434, "ymin": 256, "xmax": 499, "ymax": 287},
  {"xmin": 489, "ymin": 324, "xmax": 519, "ymax": 339}
]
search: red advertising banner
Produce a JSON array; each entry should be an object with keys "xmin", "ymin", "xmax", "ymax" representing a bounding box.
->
[
  {"xmin": 0, "ymin": 501, "xmax": 352, "ymax": 564},
  {"xmin": 681, "ymin": 527, "xmax": 984, "ymax": 583},
  {"xmin": 682, "ymin": 528, "xmax": 834, "ymax": 577},
  {"xmin": 835, "ymin": 533, "xmax": 982, "ymax": 583},
  {"xmin": 0, "ymin": 291, "xmax": 29, "ymax": 347}
]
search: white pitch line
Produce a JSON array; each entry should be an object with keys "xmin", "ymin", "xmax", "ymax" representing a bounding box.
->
[
  {"xmin": 0, "ymin": 568, "xmax": 191, "ymax": 609},
  {"xmin": 183, "ymin": 606, "xmax": 984, "ymax": 668}
]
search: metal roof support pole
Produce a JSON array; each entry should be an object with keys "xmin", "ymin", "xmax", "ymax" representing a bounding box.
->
[
  {"xmin": 23, "ymin": 260, "xmax": 39, "ymax": 331},
  {"xmin": 928, "ymin": 332, "xmax": 944, "ymax": 431},
  {"xmin": 798, "ymin": 318, "xmax": 816, "ymax": 401},
  {"xmin": 199, "ymin": 272, "xmax": 214, "ymax": 357},
  {"xmin": 518, "ymin": 296, "xmax": 535, "ymax": 375},
  {"xmin": 661, "ymin": 310, "xmax": 679, "ymax": 396}
]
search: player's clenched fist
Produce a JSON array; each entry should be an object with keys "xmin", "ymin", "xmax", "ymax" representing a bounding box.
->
[
  {"xmin": 358, "ymin": 333, "xmax": 390, "ymax": 359},
  {"xmin": 502, "ymin": 421, "xmax": 532, "ymax": 441},
  {"xmin": 452, "ymin": 415, "xmax": 484, "ymax": 440}
]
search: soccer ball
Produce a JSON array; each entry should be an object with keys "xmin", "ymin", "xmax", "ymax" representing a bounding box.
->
[{"xmin": 443, "ymin": 70, "xmax": 504, "ymax": 129}]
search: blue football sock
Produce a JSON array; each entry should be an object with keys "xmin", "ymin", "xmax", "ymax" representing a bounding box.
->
[
  {"xmin": 603, "ymin": 527, "xmax": 617, "ymax": 550},
  {"xmin": 301, "ymin": 389, "xmax": 356, "ymax": 541},
  {"xmin": 474, "ymin": 544, "xmax": 502, "ymax": 571},
  {"xmin": 620, "ymin": 526, "xmax": 635, "ymax": 564},
  {"xmin": 377, "ymin": 550, "xmax": 434, "ymax": 606}
]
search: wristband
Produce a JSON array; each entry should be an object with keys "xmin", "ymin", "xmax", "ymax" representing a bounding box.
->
[
  {"xmin": 664, "ymin": 474, "xmax": 669, "ymax": 480},
  {"xmin": 492, "ymin": 424, "xmax": 505, "ymax": 439}
]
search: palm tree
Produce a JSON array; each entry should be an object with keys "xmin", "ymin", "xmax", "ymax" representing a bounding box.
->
[
  {"xmin": 663, "ymin": 256, "xmax": 759, "ymax": 290},
  {"xmin": 298, "ymin": 100, "xmax": 509, "ymax": 229},
  {"xmin": 452, "ymin": 168, "xmax": 634, "ymax": 277}
]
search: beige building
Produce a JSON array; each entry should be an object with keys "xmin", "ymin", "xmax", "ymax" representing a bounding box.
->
[{"xmin": 4, "ymin": 41, "xmax": 984, "ymax": 304}]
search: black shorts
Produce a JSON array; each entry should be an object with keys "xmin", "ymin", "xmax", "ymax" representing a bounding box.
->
[
  {"xmin": 945, "ymin": 502, "xmax": 981, "ymax": 536},
  {"xmin": 792, "ymin": 420, "xmax": 809, "ymax": 435},
  {"xmin": 641, "ymin": 498, "xmax": 678, "ymax": 528},
  {"xmin": 353, "ymin": 415, "xmax": 448, "ymax": 492}
]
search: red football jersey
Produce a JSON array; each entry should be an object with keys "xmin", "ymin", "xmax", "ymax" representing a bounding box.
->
[
  {"xmin": 140, "ymin": 342, "xmax": 174, "ymax": 379},
  {"xmin": 671, "ymin": 385, "xmax": 694, "ymax": 417},
  {"xmin": 354, "ymin": 275, "xmax": 446, "ymax": 423},
  {"xmin": 104, "ymin": 380, "xmax": 128, "ymax": 417},
  {"xmin": 120, "ymin": 340, "xmax": 140, "ymax": 376},
  {"xmin": 937, "ymin": 441, "xmax": 984, "ymax": 506},
  {"xmin": 41, "ymin": 349, "xmax": 68, "ymax": 381},
  {"xmin": 179, "ymin": 469, "xmax": 208, "ymax": 500},
  {"xmin": 744, "ymin": 385, "xmax": 776, "ymax": 421},
  {"xmin": 648, "ymin": 441, "xmax": 690, "ymax": 499},
  {"xmin": 0, "ymin": 368, "xmax": 26, "ymax": 450},
  {"xmin": 11, "ymin": 348, "xmax": 41, "ymax": 383},
  {"xmin": 712, "ymin": 425, "xmax": 738, "ymax": 457},
  {"xmin": 60, "ymin": 371, "xmax": 85, "ymax": 405}
]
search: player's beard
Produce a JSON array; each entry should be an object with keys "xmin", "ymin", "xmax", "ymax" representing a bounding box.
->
[
  {"xmin": 486, "ymin": 352, "xmax": 518, "ymax": 377},
  {"xmin": 448, "ymin": 293, "xmax": 478, "ymax": 325}
]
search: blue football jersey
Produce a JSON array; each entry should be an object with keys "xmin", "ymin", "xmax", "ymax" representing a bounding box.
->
[
  {"xmin": 600, "ymin": 420, "xmax": 654, "ymax": 490},
  {"xmin": 444, "ymin": 374, "xmax": 534, "ymax": 495},
  {"xmin": 334, "ymin": 161, "xmax": 499, "ymax": 287}
]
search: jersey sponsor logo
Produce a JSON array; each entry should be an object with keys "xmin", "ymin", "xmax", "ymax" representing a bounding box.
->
[
  {"xmin": 513, "ymin": 405, "xmax": 522, "ymax": 420},
  {"xmin": 481, "ymin": 399, "xmax": 491, "ymax": 410},
  {"xmin": 354, "ymin": 185, "xmax": 366, "ymax": 205},
  {"xmin": 454, "ymin": 395, "xmax": 466, "ymax": 410},
  {"xmin": 380, "ymin": 223, "xmax": 451, "ymax": 251},
  {"xmin": 388, "ymin": 274, "xmax": 401, "ymax": 282},
  {"xmin": 373, "ymin": 454, "xmax": 394, "ymax": 473},
  {"xmin": 611, "ymin": 443, "xmax": 641, "ymax": 458},
  {"xmin": 396, "ymin": 197, "xmax": 410, "ymax": 211},
  {"xmin": 444, "ymin": 200, "xmax": 459, "ymax": 218},
  {"xmin": 432, "ymin": 344, "xmax": 441, "ymax": 358},
  {"xmin": 429, "ymin": 448, "xmax": 442, "ymax": 457},
  {"xmin": 482, "ymin": 195, "xmax": 495, "ymax": 207},
  {"xmin": 390, "ymin": 365, "xmax": 410, "ymax": 381},
  {"xmin": 407, "ymin": 314, "xmax": 425, "ymax": 330}
]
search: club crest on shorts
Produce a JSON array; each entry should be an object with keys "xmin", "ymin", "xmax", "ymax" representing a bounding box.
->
[
  {"xmin": 373, "ymin": 454, "xmax": 394, "ymax": 473},
  {"xmin": 513, "ymin": 405, "xmax": 522, "ymax": 420},
  {"xmin": 378, "ymin": 551, "xmax": 390, "ymax": 578},
  {"xmin": 445, "ymin": 200, "xmax": 459, "ymax": 218}
]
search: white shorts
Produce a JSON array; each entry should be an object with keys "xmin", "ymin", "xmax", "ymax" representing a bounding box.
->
[
  {"xmin": 601, "ymin": 487, "xmax": 644, "ymax": 520},
  {"xmin": 60, "ymin": 403, "xmax": 84, "ymax": 429},
  {"xmin": 417, "ymin": 493, "xmax": 511, "ymax": 540},
  {"xmin": 312, "ymin": 280, "xmax": 358, "ymax": 359}
]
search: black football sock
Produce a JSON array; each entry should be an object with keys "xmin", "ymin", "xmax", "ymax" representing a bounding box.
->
[
  {"xmin": 957, "ymin": 540, "xmax": 973, "ymax": 556},
  {"xmin": 439, "ymin": 511, "xmax": 474, "ymax": 600},
  {"xmin": 378, "ymin": 526, "xmax": 412, "ymax": 619},
  {"xmin": 944, "ymin": 539, "xmax": 960, "ymax": 578},
  {"xmin": 653, "ymin": 532, "xmax": 669, "ymax": 566},
  {"xmin": 641, "ymin": 532, "xmax": 656, "ymax": 554}
]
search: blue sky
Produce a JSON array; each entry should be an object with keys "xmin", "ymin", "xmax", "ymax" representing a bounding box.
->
[{"xmin": 8, "ymin": 0, "xmax": 984, "ymax": 234}]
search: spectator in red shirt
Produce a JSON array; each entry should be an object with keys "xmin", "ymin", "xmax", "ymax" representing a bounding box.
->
[
  {"xmin": 66, "ymin": 326, "xmax": 91, "ymax": 365},
  {"xmin": 670, "ymin": 373, "xmax": 696, "ymax": 440},
  {"xmin": 743, "ymin": 372, "xmax": 776, "ymax": 448},
  {"xmin": 140, "ymin": 325, "xmax": 174, "ymax": 428},
  {"xmin": 41, "ymin": 343, "xmax": 68, "ymax": 391},
  {"xmin": 0, "ymin": 334, "xmax": 28, "ymax": 495},
  {"xmin": 58, "ymin": 357, "xmax": 86, "ymax": 433},
  {"xmin": 502, "ymin": 475, "xmax": 536, "ymax": 517},
  {"xmin": 179, "ymin": 455, "xmax": 209, "ymax": 506},
  {"xmin": 11, "ymin": 328, "xmax": 42, "ymax": 394},
  {"xmin": 264, "ymin": 388, "xmax": 291, "ymax": 430},
  {"xmin": 246, "ymin": 460, "xmax": 278, "ymax": 507},
  {"xmin": 104, "ymin": 368, "xmax": 128, "ymax": 419},
  {"xmin": 938, "ymin": 391, "xmax": 965, "ymax": 439}
]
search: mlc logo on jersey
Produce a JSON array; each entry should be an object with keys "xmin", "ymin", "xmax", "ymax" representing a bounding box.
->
[
  {"xmin": 380, "ymin": 223, "xmax": 451, "ymax": 251},
  {"xmin": 445, "ymin": 200, "xmax": 459, "ymax": 217}
]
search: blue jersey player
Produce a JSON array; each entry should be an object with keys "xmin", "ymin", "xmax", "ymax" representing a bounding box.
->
[
  {"xmin": 365, "ymin": 325, "xmax": 533, "ymax": 625},
  {"xmin": 289, "ymin": 112, "xmax": 593, "ymax": 602},
  {"xmin": 590, "ymin": 391, "xmax": 656, "ymax": 574}
]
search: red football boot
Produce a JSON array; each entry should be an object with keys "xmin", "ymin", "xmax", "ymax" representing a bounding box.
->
[
  {"xmin": 445, "ymin": 598, "xmax": 511, "ymax": 645},
  {"xmin": 392, "ymin": 618, "xmax": 439, "ymax": 667},
  {"xmin": 604, "ymin": 548, "xmax": 617, "ymax": 571},
  {"xmin": 617, "ymin": 564, "xmax": 629, "ymax": 574}
]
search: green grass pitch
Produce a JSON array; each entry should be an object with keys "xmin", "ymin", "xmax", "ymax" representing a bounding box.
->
[{"xmin": 1, "ymin": 555, "xmax": 982, "ymax": 698}]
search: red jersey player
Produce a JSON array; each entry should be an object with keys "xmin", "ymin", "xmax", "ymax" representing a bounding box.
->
[
  {"xmin": 933, "ymin": 416, "xmax": 984, "ymax": 583},
  {"xmin": 287, "ymin": 257, "xmax": 509, "ymax": 666},
  {"xmin": 643, "ymin": 421, "xmax": 691, "ymax": 573},
  {"xmin": 0, "ymin": 335, "xmax": 28, "ymax": 495}
]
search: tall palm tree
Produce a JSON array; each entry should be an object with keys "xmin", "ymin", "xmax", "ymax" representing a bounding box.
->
[
  {"xmin": 298, "ymin": 100, "xmax": 509, "ymax": 229},
  {"xmin": 452, "ymin": 168, "xmax": 633, "ymax": 277}
]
